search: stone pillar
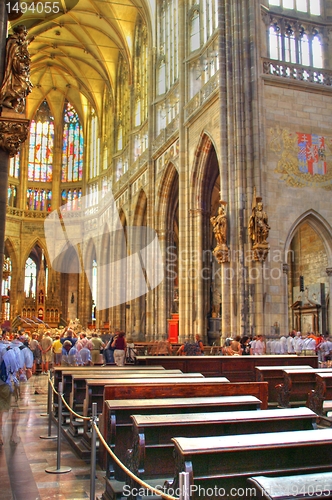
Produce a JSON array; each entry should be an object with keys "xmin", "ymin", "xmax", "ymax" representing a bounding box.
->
[
  {"xmin": 254, "ymin": 261, "xmax": 264, "ymax": 336},
  {"xmin": 282, "ymin": 263, "xmax": 289, "ymax": 334},
  {"xmin": 0, "ymin": 1, "xmax": 8, "ymax": 286},
  {"xmin": 326, "ymin": 267, "xmax": 332, "ymax": 336}
]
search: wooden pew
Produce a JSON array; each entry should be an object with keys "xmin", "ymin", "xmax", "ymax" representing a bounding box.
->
[
  {"xmin": 166, "ymin": 428, "xmax": 332, "ymax": 499},
  {"xmin": 307, "ymin": 372, "xmax": 332, "ymax": 417},
  {"xmin": 67, "ymin": 372, "xmax": 205, "ymax": 436},
  {"xmin": 128, "ymin": 407, "xmax": 317, "ymax": 482},
  {"xmin": 103, "ymin": 395, "xmax": 262, "ymax": 480},
  {"xmin": 248, "ymin": 471, "xmax": 332, "ymax": 500},
  {"xmin": 255, "ymin": 365, "xmax": 313, "ymax": 404},
  {"xmin": 275, "ymin": 368, "xmax": 332, "ymax": 408},
  {"xmin": 137, "ymin": 355, "xmax": 318, "ymax": 379},
  {"xmin": 52, "ymin": 365, "xmax": 167, "ymax": 419}
]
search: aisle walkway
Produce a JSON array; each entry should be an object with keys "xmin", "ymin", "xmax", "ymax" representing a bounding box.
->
[{"xmin": 0, "ymin": 375, "xmax": 105, "ymax": 500}]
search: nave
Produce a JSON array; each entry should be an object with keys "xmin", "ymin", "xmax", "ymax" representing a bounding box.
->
[{"xmin": 0, "ymin": 376, "xmax": 104, "ymax": 500}]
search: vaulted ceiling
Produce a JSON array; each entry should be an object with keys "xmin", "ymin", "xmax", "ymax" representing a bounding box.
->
[{"xmin": 10, "ymin": 0, "xmax": 154, "ymax": 123}]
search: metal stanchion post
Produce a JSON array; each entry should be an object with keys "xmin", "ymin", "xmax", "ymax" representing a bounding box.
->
[
  {"xmin": 179, "ymin": 472, "xmax": 190, "ymax": 500},
  {"xmin": 45, "ymin": 382, "xmax": 71, "ymax": 474},
  {"xmin": 40, "ymin": 376, "xmax": 57, "ymax": 439},
  {"xmin": 90, "ymin": 402, "xmax": 98, "ymax": 500}
]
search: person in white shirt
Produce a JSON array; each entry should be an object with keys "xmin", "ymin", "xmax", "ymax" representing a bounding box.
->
[
  {"xmin": 254, "ymin": 335, "xmax": 265, "ymax": 355},
  {"xmin": 287, "ymin": 332, "xmax": 295, "ymax": 355},
  {"xmin": 280, "ymin": 336, "xmax": 287, "ymax": 355}
]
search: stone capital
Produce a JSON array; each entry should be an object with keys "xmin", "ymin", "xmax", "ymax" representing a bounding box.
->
[
  {"xmin": 0, "ymin": 117, "xmax": 30, "ymax": 156},
  {"xmin": 326, "ymin": 267, "xmax": 332, "ymax": 277}
]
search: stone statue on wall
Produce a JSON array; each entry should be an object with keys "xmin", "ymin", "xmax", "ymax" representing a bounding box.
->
[
  {"xmin": 248, "ymin": 194, "xmax": 270, "ymax": 261},
  {"xmin": 210, "ymin": 201, "xmax": 229, "ymax": 263},
  {"xmin": 0, "ymin": 25, "xmax": 33, "ymax": 113}
]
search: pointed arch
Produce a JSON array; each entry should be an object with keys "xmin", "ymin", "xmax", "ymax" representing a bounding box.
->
[
  {"xmin": 284, "ymin": 209, "xmax": 332, "ymax": 267},
  {"xmin": 133, "ymin": 189, "xmax": 147, "ymax": 226},
  {"xmin": 191, "ymin": 131, "xmax": 220, "ymax": 210},
  {"xmin": 156, "ymin": 162, "xmax": 178, "ymax": 230}
]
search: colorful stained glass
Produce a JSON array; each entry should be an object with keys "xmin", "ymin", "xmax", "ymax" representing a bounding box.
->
[
  {"xmin": 9, "ymin": 152, "xmax": 20, "ymax": 178},
  {"xmin": 62, "ymin": 101, "xmax": 84, "ymax": 182},
  {"xmin": 26, "ymin": 188, "xmax": 52, "ymax": 211},
  {"xmin": 61, "ymin": 188, "xmax": 82, "ymax": 210},
  {"xmin": 28, "ymin": 101, "xmax": 54, "ymax": 182}
]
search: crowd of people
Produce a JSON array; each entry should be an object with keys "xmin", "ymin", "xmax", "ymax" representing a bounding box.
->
[{"xmin": 221, "ymin": 331, "xmax": 332, "ymax": 360}]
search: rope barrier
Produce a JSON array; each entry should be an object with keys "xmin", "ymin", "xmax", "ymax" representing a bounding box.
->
[
  {"xmin": 92, "ymin": 419, "xmax": 179, "ymax": 500},
  {"xmin": 48, "ymin": 376, "xmax": 90, "ymax": 421},
  {"xmin": 46, "ymin": 376, "xmax": 180, "ymax": 499}
]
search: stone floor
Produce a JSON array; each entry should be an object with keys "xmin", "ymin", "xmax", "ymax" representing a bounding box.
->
[{"xmin": 0, "ymin": 375, "xmax": 105, "ymax": 500}]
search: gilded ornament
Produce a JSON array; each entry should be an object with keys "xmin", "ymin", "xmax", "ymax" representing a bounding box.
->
[
  {"xmin": 210, "ymin": 201, "xmax": 229, "ymax": 263},
  {"xmin": 0, "ymin": 25, "xmax": 33, "ymax": 113}
]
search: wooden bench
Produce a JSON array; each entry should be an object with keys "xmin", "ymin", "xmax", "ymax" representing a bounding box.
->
[
  {"xmin": 276, "ymin": 368, "xmax": 332, "ymax": 408},
  {"xmin": 137, "ymin": 355, "xmax": 318, "ymax": 379},
  {"xmin": 52, "ymin": 365, "xmax": 167, "ymax": 419},
  {"xmin": 67, "ymin": 372, "xmax": 205, "ymax": 436},
  {"xmin": 255, "ymin": 365, "xmax": 313, "ymax": 404},
  {"xmin": 248, "ymin": 471, "xmax": 332, "ymax": 500},
  {"xmin": 103, "ymin": 395, "xmax": 262, "ymax": 480},
  {"xmin": 307, "ymin": 373, "xmax": 332, "ymax": 417},
  {"xmin": 166, "ymin": 428, "xmax": 332, "ymax": 499},
  {"xmin": 128, "ymin": 407, "xmax": 317, "ymax": 482}
]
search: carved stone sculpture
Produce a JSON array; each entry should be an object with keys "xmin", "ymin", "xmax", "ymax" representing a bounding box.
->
[
  {"xmin": 248, "ymin": 195, "xmax": 270, "ymax": 261},
  {"xmin": 210, "ymin": 201, "xmax": 229, "ymax": 263}
]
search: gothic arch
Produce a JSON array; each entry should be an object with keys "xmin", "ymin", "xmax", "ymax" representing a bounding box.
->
[
  {"xmin": 156, "ymin": 162, "xmax": 178, "ymax": 231},
  {"xmin": 284, "ymin": 209, "xmax": 332, "ymax": 267},
  {"xmin": 4, "ymin": 238, "xmax": 17, "ymax": 271},
  {"xmin": 21, "ymin": 239, "xmax": 49, "ymax": 269},
  {"xmin": 191, "ymin": 131, "xmax": 220, "ymax": 210},
  {"xmin": 133, "ymin": 189, "xmax": 147, "ymax": 226}
]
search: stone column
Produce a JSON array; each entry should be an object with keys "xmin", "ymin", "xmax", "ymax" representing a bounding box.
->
[
  {"xmin": 282, "ymin": 263, "xmax": 289, "ymax": 334},
  {"xmin": 326, "ymin": 267, "xmax": 332, "ymax": 336},
  {"xmin": 0, "ymin": 1, "xmax": 8, "ymax": 286}
]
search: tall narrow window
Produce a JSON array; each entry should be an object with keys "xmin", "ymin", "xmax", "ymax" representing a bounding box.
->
[
  {"xmin": 2, "ymin": 257, "xmax": 11, "ymax": 321},
  {"xmin": 312, "ymin": 32, "xmax": 323, "ymax": 68},
  {"xmin": 62, "ymin": 101, "xmax": 84, "ymax": 182},
  {"xmin": 24, "ymin": 257, "xmax": 37, "ymax": 298},
  {"xmin": 28, "ymin": 101, "xmax": 54, "ymax": 182},
  {"xmin": 7, "ymin": 185, "xmax": 17, "ymax": 207},
  {"xmin": 269, "ymin": 25, "xmax": 282, "ymax": 60},
  {"xmin": 9, "ymin": 152, "xmax": 20, "ymax": 178},
  {"xmin": 89, "ymin": 111, "xmax": 99, "ymax": 178},
  {"xmin": 190, "ymin": 10, "xmax": 200, "ymax": 52}
]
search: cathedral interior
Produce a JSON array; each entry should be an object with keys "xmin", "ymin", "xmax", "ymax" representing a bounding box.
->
[{"xmin": 1, "ymin": 0, "xmax": 332, "ymax": 344}]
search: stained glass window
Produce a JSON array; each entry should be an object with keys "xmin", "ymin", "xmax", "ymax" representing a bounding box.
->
[
  {"xmin": 28, "ymin": 101, "xmax": 54, "ymax": 182},
  {"xmin": 61, "ymin": 188, "xmax": 82, "ymax": 210},
  {"xmin": 62, "ymin": 101, "xmax": 84, "ymax": 182},
  {"xmin": 26, "ymin": 188, "xmax": 52, "ymax": 211},
  {"xmin": 7, "ymin": 184, "xmax": 17, "ymax": 207},
  {"xmin": 24, "ymin": 257, "xmax": 37, "ymax": 298},
  {"xmin": 9, "ymin": 152, "xmax": 20, "ymax": 178}
]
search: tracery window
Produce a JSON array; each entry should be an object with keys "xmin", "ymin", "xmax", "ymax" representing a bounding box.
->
[
  {"xmin": 61, "ymin": 188, "xmax": 82, "ymax": 210},
  {"xmin": 24, "ymin": 257, "xmax": 37, "ymax": 298},
  {"xmin": 116, "ymin": 56, "xmax": 130, "ymax": 152},
  {"xmin": 26, "ymin": 188, "xmax": 52, "ymax": 211},
  {"xmin": 269, "ymin": 22, "xmax": 323, "ymax": 68},
  {"xmin": 157, "ymin": 0, "xmax": 178, "ymax": 95},
  {"xmin": 62, "ymin": 101, "xmax": 84, "ymax": 182},
  {"xmin": 28, "ymin": 100, "xmax": 54, "ymax": 182},
  {"xmin": 133, "ymin": 18, "xmax": 148, "ymax": 127},
  {"xmin": 269, "ymin": 0, "xmax": 321, "ymax": 15}
]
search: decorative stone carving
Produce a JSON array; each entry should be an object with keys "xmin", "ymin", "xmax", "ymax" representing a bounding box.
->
[
  {"xmin": 248, "ymin": 191, "xmax": 270, "ymax": 262},
  {"xmin": 0, "ymin": 117, "xmax": 29, "ymax": 156},
  {"xmin": 210, "ymin": 201, "xmax": 229, "ymax": 263},
  {"xmin": 0, "ymin": 25, "xmax": 33, "ymax": 113},
  {"xmin": 326, "ymin": 267, "xmax": 332, "ymax": 277}
]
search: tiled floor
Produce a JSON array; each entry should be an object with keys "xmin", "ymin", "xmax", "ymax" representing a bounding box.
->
[{"xmin": 0, "ymin": 375, "xmax": 105, "ymax": 500}]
